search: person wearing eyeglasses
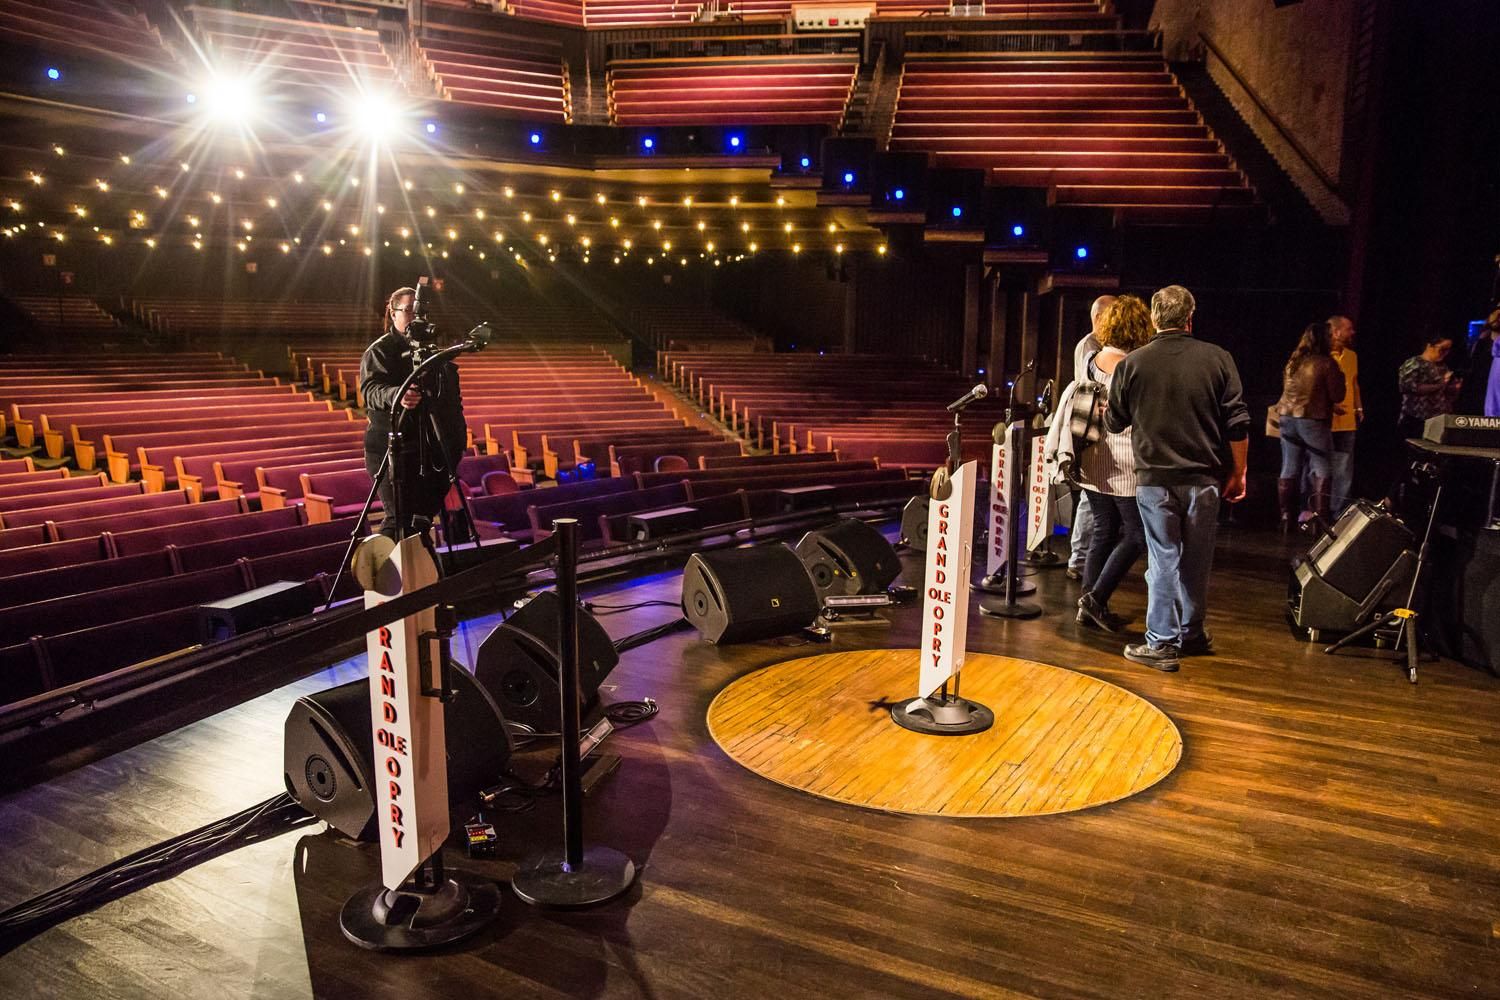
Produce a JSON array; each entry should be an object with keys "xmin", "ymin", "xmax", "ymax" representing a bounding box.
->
[{"xmin": 359, "ymin": 286, "xmax": 467, "ymax": 539}]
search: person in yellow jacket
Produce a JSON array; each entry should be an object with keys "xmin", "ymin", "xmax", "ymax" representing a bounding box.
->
[{"xmin": 1327, "ymin": 315, "xmax": 1362, "ymax": 515}]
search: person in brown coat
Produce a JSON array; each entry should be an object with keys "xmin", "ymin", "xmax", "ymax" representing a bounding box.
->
[{"xmin": 1275, "ymin": 321, "xmax": 1347, "ymax": 529}]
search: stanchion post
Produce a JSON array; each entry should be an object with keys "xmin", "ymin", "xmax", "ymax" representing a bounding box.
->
[
  {"xmin": 556, "ymin": 518, "xmax": 586, "ymax": 869},
  {"xmin": 511, "ymin": 518, "xmax": 636, "ymax": 908}
]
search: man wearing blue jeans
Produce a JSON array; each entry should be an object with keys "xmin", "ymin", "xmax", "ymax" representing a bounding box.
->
[
  {"xmin": 1105, "ymin": 286, "xmax": 1250, "ymax": 671},
  {"xmin": 1067, "ymin": 295, "xmax": 1117, "ymax": 578}
]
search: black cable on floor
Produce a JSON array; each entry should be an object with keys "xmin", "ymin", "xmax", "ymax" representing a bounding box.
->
[{"xmin": 0, "ymin": 792, "xmax": 315, "ymax": 955}]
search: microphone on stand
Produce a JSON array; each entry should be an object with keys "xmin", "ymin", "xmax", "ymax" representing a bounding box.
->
[{"xmin": 946, "ymin": 383, "xmax": 989, "ymax": 413}]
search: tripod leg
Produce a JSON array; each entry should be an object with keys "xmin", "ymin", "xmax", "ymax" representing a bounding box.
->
[{"xmin": 1406, "ymin": 613, "xmax": 1419, "ymax": 684}]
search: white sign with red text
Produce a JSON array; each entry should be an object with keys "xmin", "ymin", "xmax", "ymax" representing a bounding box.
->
[
  {"xmin": 1026, "ymin": 437, "xmax": 1054, "ymax": 552},
  {"xmin": 366, "ymin": 535, "xmax": 449, "ymax": 891},
  {"xmin": 985, "ymin": 436, "xmax": 1011, "ymax": 578},
  {"xmin": 919, "ymin": 460, "xmax": 977, "ymax": 699}
]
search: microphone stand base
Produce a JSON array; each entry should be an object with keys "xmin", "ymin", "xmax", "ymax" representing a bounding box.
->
[
  {"xmin": 340, "ymin": 870, "xmax": 501, "ymax": 951},
  {"xmin": 511, "ymin": 846, "xmax": 636, "ymax": 910},
  {"xmin": 973, "ymin": 572, "xmax": 1036, "ymax": 597},
  {"xmin": 977, "ymin": 594, "xmax": 1043, "ymax": 619},
  {"xmin": 891, "ymin": 694, "xmax": 994, "ymax": 736}
]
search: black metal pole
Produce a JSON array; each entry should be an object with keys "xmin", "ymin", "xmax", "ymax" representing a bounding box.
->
[
  {"xmin": 510, "ymin": 518, "xmax": 636, "ymax": 907},
  {"xmin": 554, "ymin": 517, "xmax": 585, "ymax": 870}
]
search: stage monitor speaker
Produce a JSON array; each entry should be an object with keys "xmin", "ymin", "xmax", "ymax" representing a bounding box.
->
[
  {"xmin": 283, "ymin": 668, "xmax": 512, "ymax": 841},
  {"xmin": 681, "ymin": 544, "xmax": 820, "ymax": 644},
  {"xmin": 472, "ymin": 590, "xmax": 618, "ymax": 735},
  {"xmin": 1289, "ymin": 501, "xmax": 1416, "ymax": 633},
  {"xmin": 899, "ymin": 496, "xmax": 929, "ymax": 551},
  {"xmin": 198, "ymin": 580, "xmax": 322, "ymax": 643},
  {"xmin": 1429, "ymin": 528, "xmax": 1500, "ymax": 673},
  {"xmin": 795, "ymin": 517, "xmax": 902, "ymax": 599}
]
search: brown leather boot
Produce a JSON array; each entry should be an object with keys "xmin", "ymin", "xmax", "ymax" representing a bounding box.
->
[
  {"xmin": 1277, "ymin": 478, "xmax": 1298, "ymax": 532},
  {"xmin": 1310, "ymin": 476, "xmax": 1332, "ymax": 521}
]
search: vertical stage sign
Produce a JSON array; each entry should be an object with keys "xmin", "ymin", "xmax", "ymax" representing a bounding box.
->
[
  {"xmin": 985, "ymin": 436, "xmax": 1011, "ymax": 579},
  {"xmin": 919, "ymin": 460, "xmax": 978, "ymax": 698},
  {"xmin": 365, "ymin": 535, "xmax": 449, "ymax": 891},
  {"xmin": 1026, "ymin": 436, "xmax": 1054, "ymax": 552}
]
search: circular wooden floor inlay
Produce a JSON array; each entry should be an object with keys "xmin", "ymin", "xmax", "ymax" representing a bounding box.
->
[{"xmin": 707, "ymin": 650, "xmax": 1182, "ymax": 818}]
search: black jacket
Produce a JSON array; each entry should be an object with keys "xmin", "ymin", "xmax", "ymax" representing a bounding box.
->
[
  {"xmin": 360, "ymin": 331, "xmax": 467, "ymax": 475},
  {"xmin": 1105, "ymin": 331, "xmax": 1251, "ymax": 487}
]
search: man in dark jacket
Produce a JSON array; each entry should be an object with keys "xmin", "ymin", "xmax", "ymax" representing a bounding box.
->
[
  {"xmin": 361, "ymin": 286, "xmax": 466, "ymax": 539},
  {"xmin": 1105, "ymin": 285, "xmax": 1250, "ymax": 671}
]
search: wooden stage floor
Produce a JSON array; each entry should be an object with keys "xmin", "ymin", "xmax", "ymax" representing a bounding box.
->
[{"xmin": 1, "ymin": 524, "xmax": 1498, "ymax": 998}]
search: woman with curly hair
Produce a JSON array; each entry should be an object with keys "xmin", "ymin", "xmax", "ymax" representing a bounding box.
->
[
  {"xmin": 1073, "ymin": 294, "xmax": 1153, "ymax": 633},
  {"xmin": 1274, "ymin": 321, "xmax": 1346, "ymax": 529}
]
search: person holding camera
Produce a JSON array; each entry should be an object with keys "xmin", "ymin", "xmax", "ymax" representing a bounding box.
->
[{"xmin": 360, "ymin": 285, "xmax": 467, "ymax": 540}]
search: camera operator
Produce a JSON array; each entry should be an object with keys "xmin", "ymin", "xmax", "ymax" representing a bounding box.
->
[{"xmin": 360, "ymin": 285, "xmax": 467, "ymax": 540}]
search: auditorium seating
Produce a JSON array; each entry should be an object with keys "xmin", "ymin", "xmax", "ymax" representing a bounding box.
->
[
  {"xmin": 609, "ymin": 53, "xmax": 859, "ymax": 126},
  {"xmin": 663, "ymin": 351, "xmax": 1001, "ymax": 465},
  {"xmin": 890, "ymin": 51, "xmax": 1257, "ymax": 221},
  {"xmin": 0, "ymin": 0, "xmax": 170, "ymax": 70},
  {"xmin": 415, "ymin": 26, "xmax": 570, "ymax": 121},
  {"xmin": 133, "ymin": 300, "xmax": 380, "ymax": 341},
  {"xmin": 8, "ymin": 294, "xmax": 123, "ymax": 338},
  {"xmin": 188, "ymin": 7, "xmax": 401, "ymax": 98},
  {"xmin": 633, "ymin": 304, "xmax": 768, "ymax": 352}
]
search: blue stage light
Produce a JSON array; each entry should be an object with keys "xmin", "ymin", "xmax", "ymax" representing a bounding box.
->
[
  {"xmin": 842, "ymin": 171, "xmax": 854, "ymax": 185},
  {"xmin": 46, "ymin": 67, "xmax": 60, "ymax": 81},
  {"xmin": 977, "ymin": 367, "xmax": 986, "ymax": 376},
  {"xmin": 425, "ymin": 121, "xmax": 438, "ymax": 135},
  {"xmin": 642, "ymin": 136, "xmax": 655, "ymax": 151},
  {"xmin": 1012, "ymin": 224, "xmax": 1025, "ymax": 237},
  {"xmin": 799, "ymin": 156, "xmax": 811, "ymax": 169},
  {"xmin": 951, "ymin": 205, "xmax": 963, "ymax": 218},
  {"xmin": 314, "ymin": 111, "xmax": 327, "ymax": 123},
  {"xmin": 728, "ymin": 134, "xmax": 742, "ymax": 149},
  {"xmin": 529, "ymin": 132, "xmax": 542, "ymax": 146},
  {"xmin": 893, "ymin": 188, "xmax": 905, "ymax": 201},
  {"xmin": 1076, "ymin": 246, "xmax": 1089, "ymax": 260}
]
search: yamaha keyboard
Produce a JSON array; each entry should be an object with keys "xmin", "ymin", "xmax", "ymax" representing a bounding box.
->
[{"xmin": 1423, "ymin": 413, "xmax": 1500, "ymax": 449}]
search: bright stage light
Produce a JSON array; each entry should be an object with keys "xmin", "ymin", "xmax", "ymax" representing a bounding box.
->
[
  {"xmin": 425, "ymin": 121, "xmax": 438, "ymax": 135},
  {"xmin": 529, "ymin": 132, "xmax": 542, "ymax": 146},
  {"xmin": 346, "ymin": 92, "xmax": 400, "ymax": 141},
  {"xmin": 799, "ymin": 157, "xmax": 811, "ymax": 169},
  {"xmin": 893, "ymin": 188, "xmax": 905, "ymax": 201},
  {"xmin": 46, "ymin": 67, "xmax": 60, "ymax": 81},
  {"xmin": 1012, "ymin": 224, "xmax": 1025, "ymax": 237},
  {"xmin": 951, "ymin": 205, "xmax": 963, "ymax": 218},
  {"xmin": 198, "ymin": 74, "xmax": 258, "ymax": 125},
  {"xmin": 1075, "ymin": 246, "xmax": 1089, "ymax": 260},
  {"xmin": 314, "ymin": 111, "xmax": 327, "ymax": 124}
]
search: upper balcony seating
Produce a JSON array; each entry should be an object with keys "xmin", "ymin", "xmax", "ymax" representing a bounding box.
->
[
  {"xmin": 609, "ymin": 53, "xmax": 859, "ymax": 127},
  {"xmin": 187, "ymin": 6, "xmax": 400, "ymax": 97},
  {"xmin": 890, "ymin": 52, "xmax": 1256, "ymax": 221},
  {"xmin": 0, "ymin": 0, "xmax": 170, "ymax": 68},
  {"xmin": 415, "ymin": 26, "xmax": 570, "ymax": 121}
]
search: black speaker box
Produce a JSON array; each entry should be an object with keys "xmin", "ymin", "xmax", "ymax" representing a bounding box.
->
[
  {"xmin": 1305, "ymin": 501, "xmax": 1414, "ymax": 604},
  {"xmin": 795, "ymin": 518, "xmax": 902, "ymax": 599},
  {"xmin": 681, "ymin": 544, "xmax": 820, "ymax": 644},
  {"xmin": 472, "ymin": 591, "xmax": 618, "ymax": 734},
  {"xmin": 198, "ymin": 580, "xmax": 322, "ymax": 643},
  {"xmin": 283, "ymin": 669, "xmax": 512, "ymax": 841},
  {"xmin": 1289, "ymin": 501, "xmax": 1416, "ymax": 633},
  {"xmin": 899, "ymin": 496, "xmax": 929, "ymax": 551},
  {"xmin": 1429, "ymin": 528, "xmax": 1500, "ymax": 672}
]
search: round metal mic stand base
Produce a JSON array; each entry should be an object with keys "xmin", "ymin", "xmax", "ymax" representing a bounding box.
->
[
  {"xmin": 511, "ymin": 846, "xmax": 636, "ymax": 909},
  {"xmin": 891, "ymin": 694, "xmax": 994, "ymax": 736},
  {"xmin": 340, "ymin": 871, "xmax": 501, "ymax": 951},
  {"xmin": 973, "ymin": 572, "xmax": 1036, "ymax": 597},
  {"xmin": 977, "ymin": 593, "xmax": 1042, "ymax": 619}
]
